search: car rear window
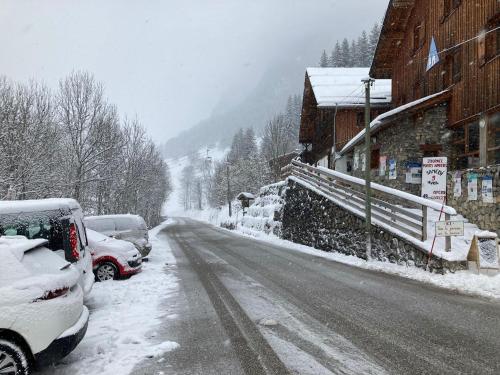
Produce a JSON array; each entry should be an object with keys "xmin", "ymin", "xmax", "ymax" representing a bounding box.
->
[
  {"xmin": 114, "ymin": 217, "xmax": 139, "ymax": 231},
  {"xmin": 0, "ymin": 211, "xmax": 65, "ymax": 251},
  {"xmin": 86, "ymin": 218, "xmax": 115, "ymax": 232}
]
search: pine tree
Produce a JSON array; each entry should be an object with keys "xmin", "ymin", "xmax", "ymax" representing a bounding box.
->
[
  {"xmin": 242, "ymin": 127, "xmax": 258, "ymax": 159},
  {"xmin": 357, "ymin": 30, "xmax": 370, "ymax": 66},
  {"xmin": 340, "ymin": 38, "xmax": 350, "ymax": 67},
  {"xmin": 319, "ymin": 49, "xmax": 329, "ymax": 67},
  {"xmin": 350, "ymin": 40, "xmax": 358, "ymax": 67},
  {"xmin": 369, "ymin": 22, "xmax": 381, "ymax": 62},
  {"xmin": 330, "ymin": 41, "xmax": 342, "ymax": 67}
]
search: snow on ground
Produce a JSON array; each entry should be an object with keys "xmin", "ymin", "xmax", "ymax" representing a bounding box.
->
[
  {"xmin": 38, "ymin": 220, "xmax": 179, "ymax": 375},
  {"xmin": 181, "ymin": 207, "xmax": 500, "ymax": 301}
]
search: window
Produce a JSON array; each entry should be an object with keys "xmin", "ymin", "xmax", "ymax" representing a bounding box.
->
[
  {"xmin": 467, "ymin": 122, "xmax": 480, "ymax": 153},
  {"xmin": 451, "ymin": 47, "xmax": 462, "ymax": 83},
  {"xmin": 453, "ymin": 120, "xmax": 480, "ymax": 168},
  {"xmin": 486, "ymin": 114, "xmax": 500, "ymax": 164},
  {"xmin": 480, "ymin": 13, "xmax": 500, "ymax": 65},
  {"xmin": 485, "ymin": 24, "xmax": 500, "ymax": 62},
  {"xmin": 444, "ymin": 47, "xmax": 462, "ymax": 86}
]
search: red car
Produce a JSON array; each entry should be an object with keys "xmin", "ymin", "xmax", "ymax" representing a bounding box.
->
[{"xmin": 86, "ymin": 228, "xmax": 142, "ymax": 281}]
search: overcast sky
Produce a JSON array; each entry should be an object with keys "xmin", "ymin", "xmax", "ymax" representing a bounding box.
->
[{"xmin": 0, "ymin": 0, "xmax": 387, "ymax": 142}]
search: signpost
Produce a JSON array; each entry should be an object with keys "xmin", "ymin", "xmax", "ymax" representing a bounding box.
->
[
  {"xmin": 435, "ymin": 221, "xmax": 464, "ymax": 237},
  {"xmin": 421, "ymin": 157, "xmax": 447, "ymax": 203}
]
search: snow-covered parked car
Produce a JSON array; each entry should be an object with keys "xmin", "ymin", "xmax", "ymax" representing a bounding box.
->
[
  {"xmin": 0, "ymin": 237, "xmax": 89, "ymax": 375},
  {"xmin": 0, "ymin": 199, "xmax": 94, "ymax": 297},
  {"xmin": 87, "ymin": 229, "xmax": 142, "ymax": 281},
  {"xmin": 84, "ymin": 214, "xmax": 152, "ymax": 258}
]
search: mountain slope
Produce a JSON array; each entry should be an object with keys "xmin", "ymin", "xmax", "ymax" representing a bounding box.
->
[{"xmin": 163, "ymin": 60, "xmax": 306, "ymax": 158}]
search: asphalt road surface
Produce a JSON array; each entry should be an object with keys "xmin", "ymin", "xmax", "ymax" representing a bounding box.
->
[{"xmin": 133, "ymin": 218, "xmax": 500, "ymax": 375}]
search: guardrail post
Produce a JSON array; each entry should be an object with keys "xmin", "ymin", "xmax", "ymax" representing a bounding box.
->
[
  {"xmin": 422, "ymin": 206, "xmax": 427, "ymax": 241},
  {"xmin": 445, "ymin": 212, "xmax": 451, "ymax": 252}
]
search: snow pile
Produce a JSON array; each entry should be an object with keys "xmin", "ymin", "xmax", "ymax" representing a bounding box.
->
[
  {"xmin": 39, "ymin": 220, "xmax": 180, "ymax": 375},
  {"xmin": 240, "ymin": 182, "xmax": 286, "ymax": 235}
]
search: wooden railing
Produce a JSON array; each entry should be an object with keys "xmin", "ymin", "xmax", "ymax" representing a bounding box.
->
[{"xmin": 287, "ymin": 160, "xmax": 457, "ymax": 247}]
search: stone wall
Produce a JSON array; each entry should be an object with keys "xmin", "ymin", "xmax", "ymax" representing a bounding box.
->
[
  {"xmin": 281, "ymin": 179, "xmax": 467, "ymax": 273},
  {"xmin": 447, "ymin": 165, "xmax": 500, "ymax": 236},
  {"xmin": 351, "ymin": 104, "xmax": 453, "ymax": 195}
]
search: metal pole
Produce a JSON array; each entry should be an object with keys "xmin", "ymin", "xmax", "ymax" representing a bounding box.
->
[
  {"xmin": 332, "ymin": 103, "xmax": 338, "ymax": 169},
  {"xmin": 226, "ymin": 162, "xmax": 232, "ymax": 217},
  {"xmin": 362, "ymin": 77, "xmax": 375, "ymax": 259}
]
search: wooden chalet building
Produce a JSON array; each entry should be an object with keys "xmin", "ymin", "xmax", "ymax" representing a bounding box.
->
[
  {"xmin": 299, "ymin": 68, "xmax": 391, "ymax": 168},
  {"xmin": 339, "ymin": 0, "xmax": 500, "ymax": 234}
]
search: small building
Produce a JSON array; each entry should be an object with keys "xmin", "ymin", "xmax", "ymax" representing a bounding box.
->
[
  {"xmin": 339, "ymin": 0, "xmax": 500, "ymax": 234},
  {"xmin": 298, "ymin": 68, "xmax": 392, "ymax": 169}
]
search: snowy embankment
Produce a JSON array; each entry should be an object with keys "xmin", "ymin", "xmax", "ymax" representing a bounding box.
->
[
  {"xmin": 39, "ymin": 220, "xmax": 179, "ymax": 375},
  {"xmin": 182, "ymin": 208, "xmax": 500, "ymax": 301}
]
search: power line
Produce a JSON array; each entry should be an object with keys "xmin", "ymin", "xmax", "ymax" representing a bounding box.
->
[{"xmin": 408, "ymin": 26, "xmax": 500, "ymax": 65}]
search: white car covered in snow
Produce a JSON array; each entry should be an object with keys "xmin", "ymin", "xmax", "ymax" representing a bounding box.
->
[
  {"xmin": 87, "ymin": 229, "xmax": 142, "ymax": 281},
  {"xmin": 0, "ymin": 199, "xmax": 94, "ymax": 297},
  {"xmin": 0, "ymin": 237, "xmax": 89, "ymax": 375}
]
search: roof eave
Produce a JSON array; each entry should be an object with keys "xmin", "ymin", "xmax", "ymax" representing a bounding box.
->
[{"xmin": 369, "ymin": 0, "xmax": 415, "ymax": 79}]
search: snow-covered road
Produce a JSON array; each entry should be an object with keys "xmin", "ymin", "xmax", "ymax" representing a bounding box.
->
[
  {"xmin": 148, "ymin": 218, "xmax": 500, "ymax": 375},
  {"xmin": 37, "ymin": 221, "xmax": 180, "ymax": 375}
]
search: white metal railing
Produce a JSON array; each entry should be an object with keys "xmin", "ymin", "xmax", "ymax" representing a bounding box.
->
[{"xmin": 288, "ymin": 160, "xmax": 457, "ymax": 247}]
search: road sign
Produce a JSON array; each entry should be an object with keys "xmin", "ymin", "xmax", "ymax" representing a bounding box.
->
[{"xmin": 435, "ymin": 220, "xmax": 464, "ymax": 237}]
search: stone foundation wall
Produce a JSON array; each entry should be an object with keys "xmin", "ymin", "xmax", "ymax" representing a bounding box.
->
[
  {"xmin": 447, "ymin": 165, "xmax": 500, "ymax": 236},
  {"xmin": 281, "ymin": 179, "xmax": 467, "ymax": 273}
]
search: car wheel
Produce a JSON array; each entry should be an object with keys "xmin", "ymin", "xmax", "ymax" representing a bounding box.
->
[
  {"xmin": 96, "ymin": 262, "xmax": 118, "ymax": 282},
  {"xmin": 0, "ymin": 339, "xmax": 31, "ymax": 375}
]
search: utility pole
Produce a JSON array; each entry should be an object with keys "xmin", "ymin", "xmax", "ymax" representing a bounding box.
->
[
  {"xmin": 362, "ymin": 77, "xmax": 375, "ymax": 259},
  {"xmin": 226, "ymin": 160, "xmax": 232, "ymax": 217}
]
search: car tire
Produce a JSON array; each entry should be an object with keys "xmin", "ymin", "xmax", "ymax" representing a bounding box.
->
[
  {"xmin": 0, "ymin": 339, "xmax": 31, "ymax": 375},
  {"xmin": 95, "ymin": 262, "xmax": 119, "ymax": 282}
]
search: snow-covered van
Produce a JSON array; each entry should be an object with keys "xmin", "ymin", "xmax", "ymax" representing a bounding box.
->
[
  {"xmin": 0, "ymin": 199, "xmax": 94, "ymax": 297},
  {"xmin": 84, "ymin": 214, "xmax": 152, "ymax": 257},
  {"xmin": 0, "ymin": 237, "xmax": 89, "ymax": 374}
]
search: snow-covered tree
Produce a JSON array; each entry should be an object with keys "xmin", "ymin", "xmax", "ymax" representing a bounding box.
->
[
  {"xmin": 340, "ymin": 38, "xmax": 351, "ymax": 67},
  {"xmin": 0, "ymin": 72, "xmax": 171, "ymax": 227},
  {"xmin": 357, "ymin": 31, "xmax": 370, "ymax": 66},
  {"xmin": 319, "ymin": 50, "xmax": 329, "ymax": 67},
  {"xmin": 369, "ymin": 22, "xmax": 381, "ymax": 62}
]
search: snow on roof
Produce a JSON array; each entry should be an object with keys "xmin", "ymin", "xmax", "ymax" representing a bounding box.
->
[
  {"xmin": 0, "ymin": 198, "xmax": 81, "ymax": 215},
  {"xmin": 85, "ymin": 214, "xmax": 144, "ymax": 221},
  {"xmin": 237, "ymin": 192, "xmax": 256, "ymax": 200},
  {"xmin": 340, "ymin": 90, "xmax": 449, "ymax": 155},
  {"xmin": 306, "ymin": 68, "xmax": 391, "ymax": 108}
]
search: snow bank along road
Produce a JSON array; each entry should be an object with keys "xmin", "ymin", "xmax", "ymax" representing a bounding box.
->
[{"xmin": 138, "ymin": 218, "xmax": 500, "ymax": 375}]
